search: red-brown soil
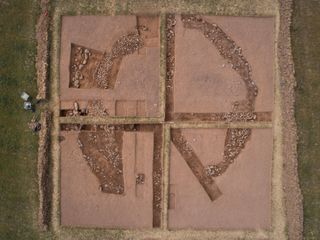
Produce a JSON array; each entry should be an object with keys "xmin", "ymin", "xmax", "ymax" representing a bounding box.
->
[
  {"xmin": 171, "ymin": 128, "xmax": 222, "ymax": 201},
  {"xmin": 173, "ymin": 111, "xmax": 272, "ymax": 122},
  {"xmin": 78, "ymin": 127, "xmax": 124, "ymax": 194},
  {"xmin": 165, "ymin": 14, "xmax": 176, "ymax": 120},
  {"xmin": 60, "ymin": 124, "xmax": 163, "ymax": 228},
  {"xmin": 58, "ymin": 14, "xmax": 276, "ymax": 232},
  {"xmin": 168, "ymin": 128, "xmax": 272, "ymax": 230},
  {"xmin": 151, "ymin": 125, "xmax": 163, "ymax": 228},
  {"xmin": 69, "ymin": 44, "xmax": 104, "ymax": 89},
  {"xmin": 60, "ymin": 130, "xmax": 154, "ymax": 228},
  {"xmin": 172, "ymin": 15, "xmax": 274, "ymax": 114},
  {"xmin": 60, "ymin": 16, "xmax": 160, "ymax": 117}
]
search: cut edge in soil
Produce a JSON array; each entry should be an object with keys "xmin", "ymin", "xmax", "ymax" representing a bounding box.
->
[
  {"xmin": 165, "ymin": 14, "xmax": 175, "ymax": 121},
  {"xmin": 173, "ymin": 112, "xmax": 272, "ymax": 122},
  {"xmin": 78, "ymin": 128, "xmax": 125, "ymax": 194},
  {"xmin": 60, "ymin": 123, "xmax": 163, "ymax": 228},
  {"xmin": 171, "ymin": 128, "xmax": 222, "ymax": 201},
  {"xmin": 68, "ymin": 15, "xmax": 160, "ymax": 90},
  {"xmin": 170, "ymin": 126, "xmax": 252, "ymax": 196},
  {"xmin": 38, "ymin": 110, "xmax": 52, "ymax": 230}
]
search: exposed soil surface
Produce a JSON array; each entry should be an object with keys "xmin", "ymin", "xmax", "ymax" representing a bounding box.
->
[
  {"xmin": 60, "ymin": 129, "xmax": 154, "ymax": 228},
  {"xmin": 86, "ymin": 100, "xmax": 109, "ymax": 117},
  {"xmin": 60, "ymin": 124, "xmax": 162, "ymax": 228},
  {"xmin": 69, "ymin": 16, "xmax": 159, "ymax": 90},
  {"xmin": 165, "ymin": 14, "xmax": 176, "ymax": 121},
  {"xmin": 205, "ymin": 128, "xmax": 251, "ymax": 177},
  {"xmin": 173, "ymin": 111, "xmax": 272, "ymax": 122},
  {"xmin": 171, "ymin": 128, "xmax": 222, "ymax": 201},
  {"xmin": 37, "ymin": 110, "xmax": 51, "ymax": 230},
  {"xmin": 94, "ymin": 31, "xmax": 143, "ymax": 89},
  {"xmin": 171, "ymin": 127, "xmax": 252, "ymax": 196},
  {"xmin": 60, "ymin": 100, "xmax": 109, "ymax": 117},
  {"xmin": 172, "ymin": 15, "xmax": 274, "ymax": 114},
  {"xmin": 69, "ymin": 44, "xmax": 104, "ymax": 89},
  {"xmin": 168, "ymin": 15, "xmax": 273, "ymax": 178},
  {"xmin": 168, "ymin": 128, "xmax": 273, "ymax": 230},
  {"xmin": 70, "ymin": 31, "xmax": 144, "ymax": 89},
  {"xmin": 60, "ymin": 16, "xmax": 160, "ymax": 117},
  {"xmin": 78, "ymin": 127, "xmax": 124, "ymax": 194},
  {"xmin": 164, "ymin": 15, "xmax": 275, "ymax": 228},
  {"xmin": 58, "ymin": 14, "xmax": 276, "ymax": 232},
  {"xmin": 181, "ymin": 14, "xmax": 258, "ymax": 112},
  {"xmin": 150, "ymin": 125, "xmax": 163, "ymax": 228}
]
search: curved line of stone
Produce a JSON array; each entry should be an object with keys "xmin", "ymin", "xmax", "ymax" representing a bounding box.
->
[
  {"xmin": 94, "ymin": 31, "xmax": 144, "ymax": 89},
  {"xmin": 181, "ymin": 15, "xmax": 257, "ymax": 177}
]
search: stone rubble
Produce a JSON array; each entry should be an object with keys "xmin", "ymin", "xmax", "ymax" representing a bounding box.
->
[
  {"xmin": 94, "ymin": 31, "xmax": 144, "ymax": 89},
  {"xmin": 181, "ymin": 14, "xmax": 258, "ymax": 112},
  {"xmin": 165, "ymin": 14, "xmax": 176, "ymax": 120},
  {"xmin": 179, "ymin": 15, "xmax": 257, "ymax": 178},
  {"xmin": 70, "ymin": 47, "xmax": 92, "ymax": 88},
  {"xmin": 205, "ymin": 128, "xmax": 251, "ymax": 177},
  {"xmin": 86, "ymin": 100, "xmax": 109, "ymax": 117},
  {"xmin": 136, "ymin": 173, "xmax": 145, "ymax": 184},
  {"xmin": 78, "ymin": 127, "xmax": 125, "ymax": 194}
]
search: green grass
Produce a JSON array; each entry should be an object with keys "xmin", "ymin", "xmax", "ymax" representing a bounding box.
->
[
  {"xmin": 0, "ymin": 1, "xmax": 42, "ymax": 239},
  {"xmin": 292, "ymin": 0, "xmax": 320, "ymax": 239}
]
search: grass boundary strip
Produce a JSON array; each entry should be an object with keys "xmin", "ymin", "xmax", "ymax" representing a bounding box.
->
[
  {"xmin": 278, "ymin": 0, "xmax": 303, "ymax": 239},
  {"xmin": 36, "ymin": 0, "xmax": 50, "ymax": 100}
]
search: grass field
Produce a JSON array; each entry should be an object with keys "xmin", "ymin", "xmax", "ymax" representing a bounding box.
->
[
  {"xmin": 0, "ymin": 1, "xmax": 43, "ymax": 239},
  {"xmin": 292, "ymin": 0, "xmax": 320, "ymax": 239}
]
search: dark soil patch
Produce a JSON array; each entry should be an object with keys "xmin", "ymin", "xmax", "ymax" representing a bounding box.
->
[
  {"xmin": 69, "ymin": 44, "xmax": 104, "ymax": 88},
  {"xmin": 61, "ymin": 123, "xmax": 163, "ymax": 227},
  {"xmin": 173, "ymin": 111, "xmax": 272, "ymax": 122},
  {"xmin": 151, "ymin": 125, "xmax": 163, "ymax": 228},
  {"xmin": 165, "ymin": 14, "xmax": 176, "ymax": 121},
  {"xmin": 171, "ymin": 128, "xmax": 222, "ymax": 201}
]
